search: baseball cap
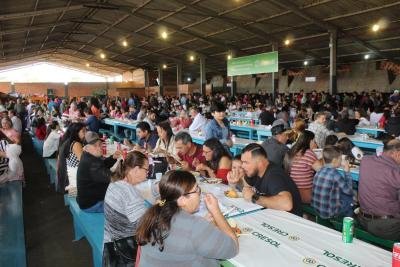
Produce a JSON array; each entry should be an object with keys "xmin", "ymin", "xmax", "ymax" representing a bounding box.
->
[
  {"xmin": 85, "ymin": 131, "xmax": 102, "ymax": 145},
  {"xmin": 271, "ymin": 123, "xmax": 286, "ymax": 136}
]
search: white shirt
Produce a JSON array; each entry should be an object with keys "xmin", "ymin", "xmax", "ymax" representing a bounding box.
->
[
  {"xmin": 11, "ymin": 116, "xmax": 22, "ymax": 134},
  {"xmin": 370, "ymin": 112, "xmax": 383, "ymax": 126},
  {"xmin": 357, "ymin": 117, "xmax": 370, "ymax": 127},
  {"xmin": 189, "ymin": 113, "xmax": 207, "ymax": 134},
  {"xmin": 43, "ymin": 131, "xmax": 61, "ymax": 157}
]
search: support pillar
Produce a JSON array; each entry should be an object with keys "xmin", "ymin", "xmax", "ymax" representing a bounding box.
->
[
  {"xmin": 271, "ymin": 43, "xmax": 278, "ymax": 102},
  {"xmin": 329, "ymin": 30, "xmax": 337, "ymax": 95},
  {"xmin": 158, "ymin": 65, "xmax": 164, "ymax": 96},
  {"xmin": 144, "ymin": 69, "xmax": 149, "ymax": 88},
  {"xmin": 230, "ymin": 50, "xmax": 237, "ymax": 97},
  {"xmin": 11, "ymin": 82, "xmax": 15, "ymax": 93},
  {"xmin": 176, "ymin": 63, "xmax": 182, "ymax": 96},
  {"xmin": 64, "ymin": 83, "xmax": 68, "ymax": 98},
  {"xmin": 200, "ymin": 57, "xmax": 206, "ymax": 96}
]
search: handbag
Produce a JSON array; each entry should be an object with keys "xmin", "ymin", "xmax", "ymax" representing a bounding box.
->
[{"xmin": 103, "ymin": 236, "xmax": 138, "ymax": 267}]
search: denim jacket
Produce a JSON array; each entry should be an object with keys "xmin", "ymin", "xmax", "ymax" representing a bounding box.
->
[{"xmin": 204, "ymin": 118, "xmax": 231, "ymax": 143}]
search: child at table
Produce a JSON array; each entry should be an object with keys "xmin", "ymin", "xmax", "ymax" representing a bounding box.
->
[
  {"xmin": 227, "ymin": 155, "xmax": 245, "ymax": 191},
  {"xmin": 311, "ymin": 146, "xmax": 353, "ymax": 219}
]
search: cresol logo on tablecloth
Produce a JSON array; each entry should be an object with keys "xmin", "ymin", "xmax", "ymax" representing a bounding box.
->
[{"xmin": 303, "ymin": 257, "xmax": 317, "ymax": 264}]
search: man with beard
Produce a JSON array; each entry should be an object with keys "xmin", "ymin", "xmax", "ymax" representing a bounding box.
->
[{"xmin": 234, "ymin": 143, "xmax": 302, "ymax": 216}]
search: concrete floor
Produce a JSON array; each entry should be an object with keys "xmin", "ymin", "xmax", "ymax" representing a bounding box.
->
[{"xmin": 21, "ymin": 135, "xmax": 92, "ymax": 267}]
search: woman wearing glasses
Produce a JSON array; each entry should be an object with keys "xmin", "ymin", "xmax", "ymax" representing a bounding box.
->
[
  {"xmin": 103, "ymin": 151, "xmax": 149, "ymax": 266},
  {"xmin": 196, "ymin": 138, "xmax": 232, "ymax": 183},
  {"xmin": 136, "ymin": 170, "xmax": 238, "ymax": 267}
]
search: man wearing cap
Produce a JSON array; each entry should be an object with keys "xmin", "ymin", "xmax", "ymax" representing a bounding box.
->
[
  {"xmin": 77, "ymin": 131, "xmax": 121, "ymax": 213},
  {"xmin": 261, "ymin": 121, "xmax": 289, "ymax": 167}
]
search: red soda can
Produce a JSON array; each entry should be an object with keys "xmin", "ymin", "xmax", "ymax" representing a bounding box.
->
[
  {"xmin": 393, "ymin": 243, "xmax": 400, "ymax": 267},
  {"xmin": 102, "ymin": 143, "xmax": 107, "ymax": 156},
  {"xmin": 122, "ymin": 149, "xmax": 128, "ymax": 160},
  {"xmin": 250, "ymin": 119, "xmax": 254, "ymax": 127}
]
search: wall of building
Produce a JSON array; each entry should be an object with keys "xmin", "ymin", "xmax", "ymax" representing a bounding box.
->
[
  {"xmin": 211, "ymin": 61, "xmax": 398, "ymax": 94},
  {"xmin": 0, "ymin": 82, "xmax": 11, "ymax": 94}
]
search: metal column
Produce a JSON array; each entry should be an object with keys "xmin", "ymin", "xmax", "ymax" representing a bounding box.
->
[
  {"xmin": 176, "ymin": 63, "xmax": 182, "ymax": 96},
  {"xmin": 158, "ymin": 65, "xmax": 164, "ymax": 96},
  {"xmin": 230, "ymin": 50, "xmax": 237, "ymax": 97},
  {"xmin": 200, "ymin": 57, "xmax": 206, "ymax": 96},
  {"xmin": 271, "ymin": 43, "xmax": 278, "ymax": 102},
  {"xmin": 329, "ymin": 30, "xmax": 338, "ymax": 95}
]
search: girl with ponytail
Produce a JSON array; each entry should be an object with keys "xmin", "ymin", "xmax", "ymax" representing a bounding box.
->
[
  {"xmin": 103, "ymin": 151, "xmax": 149, "ymax": 267},
  {"xmin": 136, "ymin": 170, "xmax": 238, "ymax": 267}
]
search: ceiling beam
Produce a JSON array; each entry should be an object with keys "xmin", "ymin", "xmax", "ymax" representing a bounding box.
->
[
  {"xmin": 172, "ymin": 0, "xmax": 325, "ymax": 63},
  {"xmin": 0, "ymin": 4, "xmax": 85, "ymax": 21},
  {"xmin": 22, "ymin": 0, "xmax": 40, "ymax": 54},
  {"xmin": 268, "ymin": 0, "xmax": 399, "ymax": 64},
  {"xmin": 0, "ymin": 21, "xmax": 71, "ymax": 36},
  {"xmin": 71, "ymin": 0, "xmax": 153, "ymax": 55}
]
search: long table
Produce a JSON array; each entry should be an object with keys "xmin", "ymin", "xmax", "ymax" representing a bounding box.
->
[
  {"xmin": 227, "ymin": 209, "xmax": 391, "ymax": 267},
  {"xmin": 190, "ymin": 132, "xmax": 256, "ymax": 156},
  {"xmin": 103, "ymin": 118, "xmax": 138, "ymax": 140},
  {"xmin": 355, "ymin": 126, "xmax": 385, "ymax": 138},
  {"xmin": 347, "ymin": 135, "xmax": 383, "ymax": 150},
  {"xmin": 229, "ymin": 124, "xmax": 272, "ymax": 140}
]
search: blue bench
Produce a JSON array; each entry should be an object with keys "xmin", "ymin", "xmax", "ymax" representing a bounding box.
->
[
  {"xmin": 44, "ymin": 158, "xmax": 57, "ymax": 186},
  {"xmin": 0, "ymin": 181, "xmax": 27, "ymax": 267},
  {"xmin": 32, "ymin": 137, "xmax": 44, "ymax": 156},
  {"xmin": 66, "ymin": 197, "xmax": 104, "ymax": 267}
]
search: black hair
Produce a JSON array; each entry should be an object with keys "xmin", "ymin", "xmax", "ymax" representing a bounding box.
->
[
  {"xmin": 241, "ymin": 143, "xmax": 267, "ymax": 159},
  {"xmin": 325, "ymin": 135, "xmax": 339, "ymax": 146},
  {"xmin": 203, "ymin": 138, "xmax": 232, "ymax": 171},
  {"xmin": 323, "ymin": 145, "xmax": 342, "ymax": 164},
  {"xmin": 137, "ymin": 121, "xmax": 151, "ymax": 133},
  {"xmin": 210, "ymin": 101, "xmax": 226, "ymax": 113}
]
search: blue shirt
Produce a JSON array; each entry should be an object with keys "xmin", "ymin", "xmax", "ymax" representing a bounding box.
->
[
  {"xmin": 127, "ymin": 110, "xmax": 139, "ymax": 120},
  {"xmin": 85, "ymin": 115, "xmax": 100, "ymax": 133},
  {"xmin": 204, "ymin": 118, "xmax": 231, "ymax": 143},
  {"xmin": 138, "ymin": 133, "xmax": 158, "ymax": 149},
  {"xmin": 311, "ymin": 166, "xmax": 353, "ymax": 219}
]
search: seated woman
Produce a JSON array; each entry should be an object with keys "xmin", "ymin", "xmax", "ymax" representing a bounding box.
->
[
  {"xmin": 337, "ymin": 137, "xmax": 363, "ymax": 162},
  {"xmin": 284, "ymin": 130, "xmax": 322, "ymax": 203},
  {"xmin": 287, "ymin": 118, "xmax": 306, "ymax": 144},
  {"xmin": 196, "ymin": 138, "xmax": 232, "ymax": 183},
  {"xmin": 43, "ymin": 121, "xmax": 61, "ymax": 158},
  {"xmin": 136, "ymin": 170, "xmax": 238, "ymax": 267},
  {"xmin": 154, "ymin": 121, "xmax": 176, "ymax": 157},
  {"xmin": 204, "ymin": 101, "xmax": 233, "ymax": 148},
  {"xmin": 103, "ymin": 151, "xmax": 149, "ymax": 266},
  {"xmin": 58, "ymin": 122, "xmax": 86, "ymax": 196},
  {"xmin": 1, "ymin": 117, "xmax": 21, "ymax": 144}
]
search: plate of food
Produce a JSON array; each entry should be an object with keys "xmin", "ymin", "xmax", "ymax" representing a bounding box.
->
[
  {"xmin": 224, "ymin": 188, "xmax": 242, "ymax": 198},
  {"xmin": 203, "ymin": 178, "xmax": 223, "ymax": 184}
]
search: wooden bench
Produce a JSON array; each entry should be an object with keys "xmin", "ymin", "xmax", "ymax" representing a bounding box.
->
[
  {"xmin": 302, "ymin": 204, "xmax": 395, "ymax": 250},
  {"xmin": 0, "ymin": 181, "xmax": 27, "ymax": 267},
  {"xmin": 66, "ymin": 196, "xmax": 104, "ymax": 267}
]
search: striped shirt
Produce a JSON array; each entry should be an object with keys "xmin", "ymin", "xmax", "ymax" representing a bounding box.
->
[
  {"xmin": 290, "ymin": 149, "xmax": 317, "ymax": 189},
  {"xmin": 104, "ymin": 180, "xmax": 146, "ymax": 243},
  {"xmin": 0, "ymin": 140, "xmax": 9, "ymax": 176},
  {"xmin": 139, "ymin": 210, "xmax": 237, "ymax": 267}
]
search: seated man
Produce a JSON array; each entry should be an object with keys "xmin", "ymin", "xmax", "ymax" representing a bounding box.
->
[
  {"xmin": 238, "ymin": 143, "xmax": 302, "ymax": 216},
  {"xmin": 334, "ymin": 111, "xmax": 359, "ymax": 135},
  {"xmin": 261, "ymin": 122, "xmax": 289, "ymax": 166},
  {"xmin": 174, "ymin": 131, "xmax": 206, "ymax": 171},
  {"xmin": 358, "ymin": 139, "xmax": 400, "ymax": 240},
  {"xmin": 308, "ymin": 112, "xmax": 334, "ymax": 148},
  {"xmin": 124, "ymin": 121, "xmax": 158, "ymax": 152},
  {"xmin": 77, "ymin": 131, "xmax": 120, "ymax": 213},
  {"xmin": 311, "ymin": 146, "xmax": 353, "ymax": 219},
  {"xmin": 188, "ymin": 106, "xmax": 207, "ymax": 134}
]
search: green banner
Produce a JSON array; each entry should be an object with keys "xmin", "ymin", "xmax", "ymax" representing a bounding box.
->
[{"xmin": 227, "ymin": 51, "xmax": 278, "ymax": 76}]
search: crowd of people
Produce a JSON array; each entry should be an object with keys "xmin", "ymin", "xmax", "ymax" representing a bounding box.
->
[{"xmin": 4, "ymin": 89, "xmax": 400, "ymax": 266}]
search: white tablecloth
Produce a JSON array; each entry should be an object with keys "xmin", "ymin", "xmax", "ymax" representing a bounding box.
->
[{"xmin": 229, "ymin": 209, "xmax": 391, "ymax": 267}]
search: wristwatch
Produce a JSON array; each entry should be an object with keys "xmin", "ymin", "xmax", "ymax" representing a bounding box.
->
[{"xmin": 251, "ymin": 193, "xmax": 260, "ymax": 204}]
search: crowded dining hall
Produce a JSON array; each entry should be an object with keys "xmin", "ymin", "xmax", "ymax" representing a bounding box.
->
[{"xmin": 1, "ymin": 0, "xmax": 400, "ymax": 267}]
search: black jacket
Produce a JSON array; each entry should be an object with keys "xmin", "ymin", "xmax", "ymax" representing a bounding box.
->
[
  {"xmin": 335, "ymin": 119, "xmax": 359, "ymax": 135},
  {"xmin": 385, "ymin": 116, "xmax": 400, "ymax": 137},
  {"xmin": 76, "ymin": 151, "xmax": 117, "ymax": 209}
]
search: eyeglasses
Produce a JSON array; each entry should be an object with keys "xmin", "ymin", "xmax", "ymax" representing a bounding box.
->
[
  {"xmin": 140, "ymin": 167, "xmax": 149, "ymax": 174},
  {"xmin": 184, "ymin": 185, "xmax": 201, "ymax": 196}
]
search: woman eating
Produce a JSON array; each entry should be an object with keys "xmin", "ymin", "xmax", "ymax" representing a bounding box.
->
[
  {"xmin": 1, "ymin": 117, "xmax": 21, "ymax": 144},
  {"xmin": 153, "ymin": 121, "xmax": 176, "ymax": 156},
  {"xmin": 136, "ymin": 170, "xmax": 238, "ymax": 267},
  {"xmin": 196, "ymin": 138, "xmax": 232, "ymax": 183},
  {"xmin": 103, "ymin": 151, "xmax": 149, "ymax": 266},
  {"xmin": 284, "ymin": 130, "xmax": 322, "ymax": 203}
]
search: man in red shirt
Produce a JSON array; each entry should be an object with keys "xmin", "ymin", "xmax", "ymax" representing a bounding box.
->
[{"xmin": 175, "ymin": 131, "xmax": 206, "ymax": 171}]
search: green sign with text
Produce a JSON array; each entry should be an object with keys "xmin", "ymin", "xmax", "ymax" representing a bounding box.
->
[{"xmin": 227, "ymin": 51, "xmax": 278, "ymax": 76}]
